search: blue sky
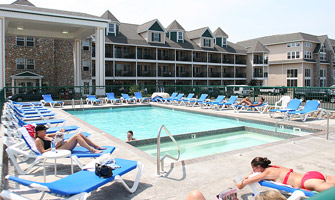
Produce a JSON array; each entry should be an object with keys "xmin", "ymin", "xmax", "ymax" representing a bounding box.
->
[{"xmin": 3, "ymin": 0, "xmax": 334, "ymax": 42}]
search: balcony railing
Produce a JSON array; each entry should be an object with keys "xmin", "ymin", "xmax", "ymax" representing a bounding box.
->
[
  {"xmin": 105, "ymin": 70, "xmax": 113, "ymax": 77},
  {"xmin": 209, "ymin": 58, "xmax": 220, "ymax": 63},
  {"xmin": 236, "ymin": 59, "xmax": 246, "ymax": 64},
  {"xmin": 115, "ymin": 70, "xmax": 135, "ymax": 77},
  {"xmin": 193, "ymin": 57, "xmax": 207, "ymax": 62},
  {"xmin": 223, "ymin": 72, "xmax": 234, "ymax": 77},
  {"xmin": 193, "ymin": 72, "xmax": 207, "ymax": 77},
  {"xmin": 115, "ymin": 53, "xmax": 135, "ymax": 59},
  {"xmin": 222, "ymin": 59, "xmax": 234, "ymax": 64},
  {"xmin": 137, "ymin": 71, "xmax": 156, "ymax": 77},
  {"xmin": 176, "ymin": 72, "xmax": 191, "ymax": 77},
  {"xmin": 208, "ymin": 72, "xmax": 221, "ymax": 77},
  {"xmin": 105, "ymin": 51, "xmax": 113, "ymax": 58},
  {"xmin": 176, "ymin": 56, "xmax": 191, "ymax": 62},
  {"xmin": 253, "ymin": 59, "xmax": 268, "ymax": 64},
  {"xmin": 236, "ymin": 73, "xmax": 246, "ymax": 78},
  {"xmin": 253, "ymin": 73, "xmax": 264, "ymax": 78},
  {"xmin": 158, "ymin": 71, "xmax": 174, "ymax": 77},
  {"xmin": 158, "ymin": 55, "xmax": 175, "ymax": 61}
]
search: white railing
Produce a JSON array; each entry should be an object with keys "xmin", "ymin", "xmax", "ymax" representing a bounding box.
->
[{"xmin": 156, "ymin": 125, "xmax": 180, "ymax": 176}]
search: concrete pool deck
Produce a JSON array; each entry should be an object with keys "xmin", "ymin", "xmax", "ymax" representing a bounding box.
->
[{"xmin": 1, "ymin": 102, "xmax": 335, "ymax": 200}]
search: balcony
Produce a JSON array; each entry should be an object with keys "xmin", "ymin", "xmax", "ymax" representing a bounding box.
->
[
  {"xmin": 208, "ymin": 72, "xmax": 221, "ymax": 77},
  {"xmin": 158, "ymin": 71, "xmax": 174, "ymax": 77},
  {"xmin": 253, "ymin": 72, "xmax": 264, "ymax": 78},
  {"xmin": 209, "ymin": 58, "xmax": 220, "ymax": 63},
  {"xmin": 236, "ymin": 73, "xmax": 246, "ymax": 78},
  {"xmin": 193, "ymin": 57, "xmax": 207, "ymax": 62},
  {"xmin": 176, "ymin": 56, "xmax": 191, "ymax": 62},
  {"xmin": 253, "ymin": 59, "xmax": 268, "ymax": 65},
  {"xmin": 137, "ymin": 71, "xmax": 155, "ymax": 77},
  {"xmin": 236, "ymin": 59, "xmax": 246, "ymax": 65},
  {"xmin": 115, "ymin": 53, "xmax": 135, "ymax": 59},
  {"xmin": 158, "ymin": 55, "xmax": 174, "ymax": 61},
  {"xmin": 176, "ymin": 71, "xmax": 191, "ymax": 77},
  {"xmin": 115, "ymin": 70, "xmax": 135, "ymax": 77},
  {"xmin": 194, "ymin": 72, "xmax": 207, "ymax": 78},
  {"xmin": 223, "ymin": 72, "xmax": 234, "ymax": 78},
  {"xmin": 222, "ymin": 59, "xmax": 234, "ymax": 64},
  {"xmin": 105, "ymin": 51, "xmax": 113, "ymax": 58}
]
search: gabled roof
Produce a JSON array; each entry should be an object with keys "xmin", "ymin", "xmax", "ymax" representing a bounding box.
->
[
  {"xmin": 104, "ymin": 22, "xmax": 247, "ymax": 54},
  {"xmin": 101, "ymin": 10, "xmax": 119, "ymax": 23},
  {"xmin": 12, "ymin": 0, "xmax": 35, "ymax": 6},
  {"xmin": 10, "ymin": 71, "xmax": 43, "ymax": 78},
  {"xmin": 166, "ymin": 20, "xmax": 185, "ymax": 31},
  {"xmin": 238, "ymin": 32, "xmax": 322, "ymax": 46},
  {"xmin": 0, "ymin": 1, "xmax": 106, "ymax": 21},
  {"xmin": 213, "ymin": 27, "xmax": 228, "ymax": 37},
  {"xmin": 137, "ymin": 19, "xmax": 165, "ymax": 34},
  {"xmin": 186, "ymin": 27, "xmax": 214, "ymax": 39}
]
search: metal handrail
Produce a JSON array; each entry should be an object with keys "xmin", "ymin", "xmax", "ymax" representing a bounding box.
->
[{"xmin": 157, "ymin": 125, "xmax": 180, "ymax": 176}]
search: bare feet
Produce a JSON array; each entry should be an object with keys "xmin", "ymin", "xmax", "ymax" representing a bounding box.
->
[
  {"xmin": 90, "ymin": 148, "xmax": 103, "ymax": 154},
  {"xmin": 94, "ymin": 146, "xmax": 107, "ymax": 150}
]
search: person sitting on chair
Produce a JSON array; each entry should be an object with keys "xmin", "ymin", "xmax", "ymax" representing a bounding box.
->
[
  {"xmin": 236, "ymin": 97, "xmax": 264, "ymax": 106},
  {"xmin": 235, "ymin": 157, "xmax": 335, "ymax": 192},
  {"xmin": 34, "ymin": 124, "xmax": 105, "ymax": 154}
]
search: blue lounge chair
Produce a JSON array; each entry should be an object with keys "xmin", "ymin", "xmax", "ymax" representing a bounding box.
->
[
  {"xmin": 232, "ymin": 102, "xmax": 269, "ymax": 114},
  {"xmin": 121, "ymin": 93, "xmax": 136, "ymax": 104},
  {"xmin": 104, "ymin": 93, "xmax": 122, "ymax": 104},
  {"xmin": 287, "ymin": 100, "xmax": 321, "ymax": 121},
  {"xmin": 5, "ymin": 127, "xmax": 115, "ymax": 175},
  {"xmin": 186, "ymin": 94, "xmax": 208, "ymax": 107},
  {"xmin": 86, "ymin": 95, "xmax": 102, "ymax": 105},
  {"xmin": 169, "ymin": 93, "xmax": 184, "ymax": 105},
  {"xmin": 14, "ymin": 115, "xmax": 66, "ymax": 127},
  {"xmin": 134, "ymin": 92, "xmax": 150, "ymax": 103},
  {"xmin": 217, "ymin": 96, "xmax": 238, "ymax": 110},
  {"xmin": 259, "ymin": 180, "xmax": 316, "ymax": 197},
  {"xmin": 176, "ymin": 93, "xmax": 194, "ymax": 106},
  {"xmin": 158, "ymin": 92, "xmax": 178, "ymax": 104},
  {"xmin": 12, "ymin": 107, "xmax": 55, "ymax": 120},
  {"xmin": 0, "ymin": 158, "xmax": 143, "ymax": 199},
  {"xmin": 10, "ymin": 100, "xmax": 43, "ymax": 107},
  {"xmin": 42, "ymin": 94, "xmax": 64, "ymax": 108},
  {"xmin": 202, "ymin": 95, "xmax": 225, "ymax": 109},
  {"xmin": 268, "ymin": 99, "xmax": 302, "ymax": 118}
]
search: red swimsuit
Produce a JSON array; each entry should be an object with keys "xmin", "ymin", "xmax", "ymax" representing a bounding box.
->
[{"xmin": 270, "ymin": 165, "xmax": 293, "ymax": 184}]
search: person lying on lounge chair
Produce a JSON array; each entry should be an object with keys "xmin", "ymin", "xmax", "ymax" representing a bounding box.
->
[
  {"xmin": 236, "ymin": 97, "xmax": 264, "ymax": 106},
  {"xmin": 235, "ymin": 157, "xmax": 335, "ymax": 192},
  {"xmin": 35, "ymin": 124, "xmax": 106, "ymax": 154}
]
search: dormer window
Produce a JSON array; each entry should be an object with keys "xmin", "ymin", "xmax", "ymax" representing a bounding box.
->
[
  {"xmin": 152, "ymin": 32, "xmax": 160, "ymax": 42},
  {"xmin": 223, "ymin": 38, "xmax": 227, "ymax": 46},
  {"xmin": 108, "ymin": 23, "xmax": 115, "ymax": 34},
  {"xmin": 204, "ymin": 39, "xmax": 211, "ymax": 47},
  {"xmin": 178, "ymin": 32, "xmax": 183, "ymax": 41}
]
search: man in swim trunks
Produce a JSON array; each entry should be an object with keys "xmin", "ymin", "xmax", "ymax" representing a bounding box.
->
[{"xmin": 235, "ymin": 157, "xmax": 335, "ymax": 192}]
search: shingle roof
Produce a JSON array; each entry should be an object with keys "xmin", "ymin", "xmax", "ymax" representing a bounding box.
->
[
  {"xmin": 166, "ymin": 20, "xmax": 185, "ymax": 31},
  {"xmin": 238, "ymin": 32, "xmax": 321, "ymax": 46},
  {"xmin": 12, "ymin": 0, "xmax": 34, "ymax": 6},
  {"xmin": 0, "ymin": 1, "xmax": 106, "ymax": 21},
  {"xmin": 329, "ymin": 39, "xmax": 335, "ymax": 46},
  {"xmin": 105, "ymin": 22, "xmax": 246, "ymax": 54},
  {"xmin": 213, "ymin": 27, "xmax": 228, "ymax": 37},
  {"xmin": 101, "ymin": 10, "xmax": 119, "ymax": 23},
  {"xmin": 137, "ymin": 19, "xmax": 157, "ymax": 33},
  {"xmin": 186, "ymin": 27, "xmax": 208, "ymax": 39}
]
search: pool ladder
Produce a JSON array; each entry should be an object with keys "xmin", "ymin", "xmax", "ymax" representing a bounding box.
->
[
  {"xmin": 71, "ymin": 98, "xmax": 85, "ymax": 110},
  {"xmin": 157, "ymin": 125, "xmax": 180, "ymax": 176}
]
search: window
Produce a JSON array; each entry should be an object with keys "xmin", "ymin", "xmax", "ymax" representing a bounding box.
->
[
  {"xmin": 320, "ymin": 69, "xmax": 326, "ymax": 87},
  {"xmin": 82, "ymin": 40, "xmax": 90, "ymax": 51},
  {"xmin": 108, "ymin": 23, "xmax": 115, "ymax": 34},
  {"xmin": 163, "ymin": 66, "xmax": 168, "ymax": 72},
  {"xmin": 291, "ymin": 51, "xmax": 296, "ymax": 59},
  {"xmin": 144, "ymin": 65, "xmax": 150, "ymax": 71},
  {"xmin": 287, "ymin": 69, "xmax": 298, "ymax": 87},
  {"xmin": 304, "ymin": 42, "xmax": 312, "ymax": 47},
  {"xmin": 287, "ymin": 51, "xmax": 300, "ymax": 59},
  {"xmin": 304, "ymin": 68, "xmax": 311, "ymax": 87},
  {"xmin": 153, "ymin": 33, "xmax": 160, "ymax": 42},
  {"xmin": 16, "ymin": 37, "xmax": 25, "ymax": 46},
  {"xmin": 223, "ymin": 38, "xmax": 227, "ymax": 46},
  {"xmin": 178, "ymin": 32, "xmax": 183, "ymax": 41},
  {"xmin": 26, "ymin": 59, "xmax": 35, "ymax": 69},
  {"xmin": 287, "ymin": 52, "xmax": 291, "ymax": 59},
  {"xmin": 287, "ymin": 42, "xmax": 300, "ymax": 48},
  {"xmin": 304, "ymin": 51, "xmax": 312, "ymax": 59},
  {"xmin": 204, "ymin": 39, "xmax": 210, "ymax": 47},
  {"xmin": 320, "ymin": 45, "xmax": 326, "ymax": 61},
  {"xmin": 16, "ymin": 58, "xmax": 25, "ymax": 69},
  {"xmin": 26, "ymin": 37, "xmax": 34, "ymax": 47},
  {"xmin": 83, "ymin": 60, "xmax": 89, "ymax": 71},
  {"xmin": 296, "ymin": 51, "xmax": 300, "ymax": 59},
  {"xmin": 287, "ymin": 43, "xmax": 291, "ymax": 48}
]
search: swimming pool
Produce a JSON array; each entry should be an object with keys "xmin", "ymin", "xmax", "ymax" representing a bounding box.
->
[
  {"xmin": 67, "ymin": 106, "xmax": 311, "ymax": 140},
  {"xmin": 137, "ymin": 130, "xmax": 284, "ymax": 160}
]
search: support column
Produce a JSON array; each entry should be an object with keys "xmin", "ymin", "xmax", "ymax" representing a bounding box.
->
[
  {"xmin": 327, "ymin": 50, "xmax": 334, "ymax": 86},
  {"xmin": 73, "ymin": 39, "xmax": 81, "ymax": 92},
  {"xmin": 95, "ymin": 27, "xmax": 105, "ymax": 96},
  {"xmin": 313, "ymin": 53, "xmax": 320, "ymax": 87},
  {"xmin": 0, "ymin": 17, "xmax": 5, "ymax": 90}
]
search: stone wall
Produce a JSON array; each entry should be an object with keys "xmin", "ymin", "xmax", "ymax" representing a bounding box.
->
[
  {"xmin": 313, "ymin": 53, "xmax": 320, "ymax": 87},
  {"xmin": 54, "ymin": 39, "xmax": 74, "ymax": 86},
  {"xmin": 81, "ymin": 39, "xmax": 92, "ymax": 80}
]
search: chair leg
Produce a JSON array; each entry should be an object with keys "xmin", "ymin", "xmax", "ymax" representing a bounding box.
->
[{"xmin": 115, "ymin": 162, "xmax": 143, "ymax": 193}]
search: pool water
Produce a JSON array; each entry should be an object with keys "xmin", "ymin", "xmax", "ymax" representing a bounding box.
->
[
  {"xmin": 67, "ymin": 106, "xmax": 309, "ymax": 140},
  {"xmin": 138, "ymin": 131, "xmax": 284, "ymax": 160}
]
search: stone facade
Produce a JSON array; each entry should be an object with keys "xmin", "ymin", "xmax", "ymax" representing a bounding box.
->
[
  {"xmin": 313, "ymin": 53, "xmax": 320, "ymax": 87},
  {"xmin": 4, "ymin": 35, "xmax": 83, "ymax": 87},
  {"xmin": 81, "ymin": 39, "xmax": 92, "ymax": 80}
]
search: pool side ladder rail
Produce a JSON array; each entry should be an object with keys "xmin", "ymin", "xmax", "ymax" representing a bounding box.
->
[{"xmin": 156, "ymin": 125, "xmax": 180, "ymax": 176}]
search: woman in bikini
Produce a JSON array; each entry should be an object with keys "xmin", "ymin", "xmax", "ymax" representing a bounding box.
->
[
  {"xmin": 236, "ymin": 97, "xmax": 265, "ymax": 106},
  {"xmin": 34, "ymin": 124, "xmax": 106, "ymax": 154},
  {"xmin": 236, "ymin": 157, "xmax": 335, "ymax": 192}
]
